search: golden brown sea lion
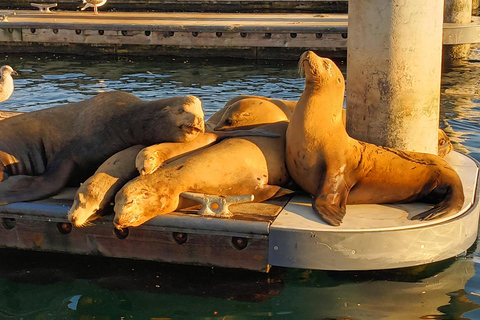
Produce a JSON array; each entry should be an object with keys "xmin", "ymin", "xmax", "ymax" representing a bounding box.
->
[
  {"xmin": 205, "ymin": 95, "xmax": 295, "ymax": 132},
  {"xmin": 213, "ymin": 97, "xmax": 292, "ymax": 130},
  {"xmin": 68, "ymin": 145, "xmax": 145, "ymax": 227},
  {"xmin": 285, "ymin": 51, "xmax": 464, "ymax": 226},
  {"xmin": 114, "ymin": 122, "xmax": 290, "ymax": 228},
  {"xmin": 137, "ymin": 95, "xmax": 294, "ymax": 175},
  {"xmin": 0, "ymin": 91, "xmax": 205, "ymax": 204}
]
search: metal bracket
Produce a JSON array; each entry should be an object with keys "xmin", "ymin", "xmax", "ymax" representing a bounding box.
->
[
  {"xmin": 31, "ymin": 3, "xmax": 58, "ymax": 13},
  {"xmin": 181, "ymin": 192, "xmax": 254, "ymax": 218},
  {"xmin": 0, "ymin": 12, "xmax": 15, "ymax": 22}
]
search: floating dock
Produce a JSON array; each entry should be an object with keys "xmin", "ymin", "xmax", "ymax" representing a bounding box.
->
[
  {"xmin": 0, "ymin": 10, "xmax": 479, "ymax": 59},
  {"xmin": 0, "ymin": 151, "xmax": 477, "ymax": 272}
]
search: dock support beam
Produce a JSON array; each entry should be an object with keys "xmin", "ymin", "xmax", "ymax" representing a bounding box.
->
[
  {"xmin": 444, "ymin": 0, "xmax": 473, "ymax": 60},
  {"xmin": 346, "ymin": 0, "xmax": 443, "ymax": 154}
]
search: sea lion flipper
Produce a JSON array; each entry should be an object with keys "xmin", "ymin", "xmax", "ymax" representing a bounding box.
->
[
  {"xmin": 136, "ymin": 133, "xmax": 220, "ymax": 175},
  {"xmin": 0, "ymin": 158, "xmax": 75, "ymax": 204},
  {"xmin": 313, "ymin": 180, "xmax": 349, "ymax": 226},
  {"xmin": 313, "ymin": 198, "xmax": 346, "ymax": 227},
  {"xmin": 411, "ymin": 187, "xmax": 465, "ymax": 221}
]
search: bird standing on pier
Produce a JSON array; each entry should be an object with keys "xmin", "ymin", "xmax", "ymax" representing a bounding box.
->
[
  {"xmin": 0, "ymin": 65, "xmax": 18, "ymax": 103},
  {"xmin": 80, "ymin": 0, "xmax": 107, "ymax": 14}
]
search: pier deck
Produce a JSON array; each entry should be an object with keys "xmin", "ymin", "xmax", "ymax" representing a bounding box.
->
[{"xmin": 0, "ymin": 10, "xmax": 478, "ymax": 59}]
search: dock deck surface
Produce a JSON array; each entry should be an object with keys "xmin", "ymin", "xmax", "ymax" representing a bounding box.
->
[
  {"xmin": 1, "ymin": 10, "xmax": 478, "ymax": 58},
  {"xmin": 0, "ymin": 152, "xmax": 477, "ymax": 272}
]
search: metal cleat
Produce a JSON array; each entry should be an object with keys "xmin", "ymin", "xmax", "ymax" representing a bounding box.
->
[
  {"xmin": 0, "ymin": 12, "xmax": 15, "ymax": 22},
  {"xmin": 181, "ymin": 192, "xmax": 254, "ymax": 218},
  {"xmin": 30, "ymin": 3, "xmax": 57, "ymax": 13}
]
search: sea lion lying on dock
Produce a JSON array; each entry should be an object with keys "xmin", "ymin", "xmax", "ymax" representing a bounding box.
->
[
  {"xmin": 137, "ymin": 96, "xmax": 295, "ymax": 176},
  {"xmin": 69, "ymin": 95, "xmax": 292, "ymax": 227},
  {"xmin": 68, "ymin": 145, "xmax": 145, "ymax": 227},
  {"xmin": 285, "ymin": 51, "xmax": 464, "ymax": 226},
  {"xmin": 0, "ymin": 91, "xmax": 205, "ymax": 204},
  {"xmin": 113, "ymin": 121, "xmax": 290, "ymax": 228}
]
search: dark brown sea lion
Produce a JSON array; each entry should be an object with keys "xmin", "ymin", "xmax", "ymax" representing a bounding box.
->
[
  {"xmin": 0, "ymin": 91, "xmax": 205, "ymax": 204},
  {"xmin": 113, "ymin": 121, "xmax": 290, "ymax": 228},
  {"xmin": 285, "ymin": 51, "xmax": 464, "ymax": 226}
]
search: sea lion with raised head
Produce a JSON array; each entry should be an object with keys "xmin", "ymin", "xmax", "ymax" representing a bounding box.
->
[
  {"xmin": 285, "ymin": 51, "xmax": 464, "ymax": 226},
  {"xmin": 0, "ymin": 91, "xmax": 205, "ymax": 204},
  {"xmin": 114, "ymin": 121, "xmax": 290, "ymax": 228}
]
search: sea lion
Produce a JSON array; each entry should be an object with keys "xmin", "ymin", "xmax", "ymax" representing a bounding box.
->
[
  {"xmin": 205, "ymin": 95, "xmax": 296, "ymax": 131},
  {"xmin": 69, "ymin": 96, "xmax": 289, "ymax": 226},
  {"xmin": 0, "ymin": 91, "xmax": 205, "ymax": 204},
  {"xmin": 213, "ymin": 97, "xmax": 292, "ymax": 130},
  {"xmin": 285, "ymin": 51, "xmax": 464, "ymax": 226},
  {"xmin": 137, "ymin": 95, "xmax": 294, "ymax": 175},
  {"xmin": 68, "ymin": 145, "xmax": 145, "ymax": 227},
  {"xmin": 114, "ymin": 122, "xmax": 290, "ymax": 228}
]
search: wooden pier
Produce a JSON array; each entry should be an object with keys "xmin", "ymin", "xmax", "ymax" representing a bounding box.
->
[{"xmin": 0, "ymin": 10, "xmax": 478, "ymax": 59}]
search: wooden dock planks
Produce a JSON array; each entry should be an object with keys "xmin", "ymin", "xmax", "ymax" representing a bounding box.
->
[
  {"xmin": 1, "ymin": 11, "xmax": 477, "ymax": 59},
  {"xmin": 0, "ymin": 11, "xmax": 348, "ymax": 58}
]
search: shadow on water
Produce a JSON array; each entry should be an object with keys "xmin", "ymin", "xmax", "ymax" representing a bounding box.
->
[{"xmin": 0, "ymin": 247, "xmax": 478, "ymax": 319}]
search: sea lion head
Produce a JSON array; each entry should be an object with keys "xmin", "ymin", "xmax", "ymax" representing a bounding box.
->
[
  {"xmin": 214, "ymin": 98, "xmax": 290, "ymax": 131},
  {"xmin": 141, "ymin": 95, "xmax": 205, "ymax": 145},
  {"xmin": 68, "ymin": 191, "xmax": 103, "ymax": 227},
  {"xmin": 113, "ymin": 177, "xmax": 176, "ymax": 228},
  {"xmin": 298, "ymin": 51, "xmax": 345, "ymax": 91},
  {"xmin": 68, "ymin": 174, "xmax": 112, "ymax": 227},
  {"xmin": 175, "ymin": 95, "xmax": 205, "ymax": 141}
]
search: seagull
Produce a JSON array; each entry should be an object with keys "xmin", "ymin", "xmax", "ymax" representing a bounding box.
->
[
  {"xmin": 80, "ymin": 0, "xmax": 107, "ymax": 14},
  {"xmin": 0, "ymin": 65, "xmax": 18, "ymax": 103}
]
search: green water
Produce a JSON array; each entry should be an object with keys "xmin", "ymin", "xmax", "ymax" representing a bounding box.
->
[{"xmin": 0, "ymin": 48, "xmax": 479, "ymax": 319}]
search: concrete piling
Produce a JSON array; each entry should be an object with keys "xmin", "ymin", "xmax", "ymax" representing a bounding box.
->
[{"xmin": 346, "ymin": 0, "xmax": 444, "ymax": 154}]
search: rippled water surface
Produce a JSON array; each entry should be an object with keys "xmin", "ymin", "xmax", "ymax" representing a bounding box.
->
[{"xmin": 1, "ymin": 47, "xmax": 480, "ymax": 319}]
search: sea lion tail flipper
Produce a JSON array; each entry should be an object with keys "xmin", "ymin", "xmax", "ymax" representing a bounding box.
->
[
  {"xmin": 411, "ymin": 184, "xmax": 465, "ymax": 221},
  {"xmin": 0, "ymin": 158, "xmax": 75, "ymax": 204}
]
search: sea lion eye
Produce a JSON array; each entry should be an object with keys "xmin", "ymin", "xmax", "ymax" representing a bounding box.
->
[
  {"xmin": 178, "ymin": 108, "xmax": 184, "ymax": 114},
  {"xmin": 225, "ymin": 119, "xmax": 233, "ymax": 126}
]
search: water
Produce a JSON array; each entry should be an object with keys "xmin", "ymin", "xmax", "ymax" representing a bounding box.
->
[{"xmin": 0, "ymin": 48, "xmax": 480, "ymax": 319}]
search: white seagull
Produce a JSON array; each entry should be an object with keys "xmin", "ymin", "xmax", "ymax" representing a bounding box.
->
[
  {"xmin": 0, "ymin": 65, "xmax": 18, "ymax": 103},
  {"xmin": 81, "ymin": 0, "xmax": 107, "ymax": 14}
]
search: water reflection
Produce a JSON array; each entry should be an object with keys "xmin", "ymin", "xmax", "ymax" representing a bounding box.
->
[
  {"xmin": 0, "ymin": 47, "xmax": 479, "ymax": 318},
  {"xmin": 441, "ymin": 45, "xmax": 480, "ymax": 158},
  {"xmin": 0, "ymin": 249, "xmax": 477, "ymax": 319}
]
